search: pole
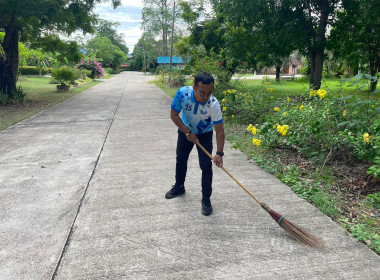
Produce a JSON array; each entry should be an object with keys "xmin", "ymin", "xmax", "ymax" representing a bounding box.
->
[
  {"xmin": 142, "ymin": 32, "xmax": 147, "ymax": 75},
  {"xmin": 169, "ymin": 1, "xmax": 175, "ymax": 72}
]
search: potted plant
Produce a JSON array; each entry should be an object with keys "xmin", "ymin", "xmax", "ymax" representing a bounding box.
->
[{"xmin": 51, "ymin": 66, "xmax": 76, "ymax": 92}]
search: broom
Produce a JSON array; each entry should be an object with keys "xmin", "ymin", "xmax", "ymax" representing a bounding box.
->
[{"xmin": 196, "ymin": 140, "xmax": 326, "ymax": 249}]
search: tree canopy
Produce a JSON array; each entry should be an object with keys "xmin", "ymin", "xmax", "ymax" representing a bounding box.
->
[
  {"xmin": 95, "ymin": 19, "xmax": 129, "ymax": 55},
  {"xmin": 0, "ymin": 0, "xmax": 121, "ymax": 95},
  {"xmin": 87, "ymin": 36, "xmax": 127, "ymax": 68}
]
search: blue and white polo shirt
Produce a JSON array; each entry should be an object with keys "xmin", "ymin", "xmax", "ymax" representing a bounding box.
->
[{"xmin": 171, "ymin": 86, "xmax": 223, "ymax": 135}]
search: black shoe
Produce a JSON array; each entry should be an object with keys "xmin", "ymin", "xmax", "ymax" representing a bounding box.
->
[
  {"xmin": 165, "ymin": 185, "xmax": 185, "ymax": 199},
  {"xmin": 201, "ymin": 197, "xmax": 213, "ymax": 216}
]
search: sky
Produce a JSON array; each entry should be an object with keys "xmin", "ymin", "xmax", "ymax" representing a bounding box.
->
[{"xmin": 94, "ymin": 0, "xmax": 144, "ymax": 53}]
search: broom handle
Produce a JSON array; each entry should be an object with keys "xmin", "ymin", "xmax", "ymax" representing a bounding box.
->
[{"xmin": 196, "ymin": 140, "xmax": 263, "ymax": 205}]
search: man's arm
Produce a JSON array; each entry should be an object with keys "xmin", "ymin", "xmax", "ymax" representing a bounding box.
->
[
  {"xmin": 213, "ymin": 123, "xmax": 225, "ymax": 167},
  {"xmin": 170, "ymin": 109, "xmax": 197, "ymax": 143}
]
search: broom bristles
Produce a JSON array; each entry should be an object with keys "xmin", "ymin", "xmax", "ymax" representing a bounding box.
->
[
  {"xmin": 261, "ymin": 203, "xmax": 326, "ymax": 249},
  {"xmin": 279, "ymin": 217, "xmax": 326, "ymax": 249}
]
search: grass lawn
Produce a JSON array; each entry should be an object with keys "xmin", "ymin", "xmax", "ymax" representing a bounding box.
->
[
  {"xmin": 156, "ymin": 74, "xmax": 378, "ymax": 102},
  {"xmin": 239, "ymin": 77, "xmax": 378, "ymax": 99},
  {"xmin": 0, "ymin": 77, "xmax": 101, "ymax": 131}
]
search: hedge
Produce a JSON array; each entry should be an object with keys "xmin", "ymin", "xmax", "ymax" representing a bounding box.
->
[{"xmin": 19, "ymin": 66, "xmax": 51, "ymax": 75}]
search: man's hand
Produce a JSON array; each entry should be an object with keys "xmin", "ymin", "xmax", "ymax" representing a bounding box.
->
[
  {"xmin": 186, "ymin": 132, "xmax": 197, "ymax": 144},
  {"xmin": 213, "ymin": 154, "xmax": 223, "ymax": 168}
]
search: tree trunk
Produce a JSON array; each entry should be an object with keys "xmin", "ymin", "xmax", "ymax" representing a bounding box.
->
[
  {"xmin": 369, "ymin": 59, "xmax": 379, "ymax": 92},
  {"xmin": 275, "ymin": 65, "xmax": 281, "ymax": 82},
  {"xmin": 309, "ymin": 50, "xmax": 316, "ymax": 86},
  {"xmin": 313, "ymin": 48, "xmax": 324, "ymax": 89},
  {"xmin": 0, "ymin": 15, "xmax": 19, "ymax": 96},
  {"xmin": 311, "ymin": 0, "xmax": 329, "ymax": 90},
  {"xmin": 163, "ymin": 29, "xmax": 168, "ymax": 56}
]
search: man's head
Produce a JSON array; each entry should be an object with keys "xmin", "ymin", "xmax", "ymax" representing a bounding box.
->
[{"xmin": 193, "ymin": 72, "xmax": 215, "ymax": 103}]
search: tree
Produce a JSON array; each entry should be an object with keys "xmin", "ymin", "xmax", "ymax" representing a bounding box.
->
[
  {"xmin": 0, "ymin": 0, "xmax": 121, "ymax": 97},
  {"xmin": 212, "ymin": 0, "xmax": 341, "ymax": 89},
  {"xmin": 330, "ymin": 0, "xmax": 380, "ymax": 91},
  {"xmin": 130, "ymin": 34, "xmax": 161, "ymax": 71},
  {"xmin": 87, "ymin": 37, "xmax": 127, "ymax": 68},
  {"xmin": 142, "ymin": 0, "xmax": 174, "ymax": 56},
  {"xmin": 95, "ymin": 18, "xmax": 129, "ymax": 54}
]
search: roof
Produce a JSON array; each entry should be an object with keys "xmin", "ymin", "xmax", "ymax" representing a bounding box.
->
[{"xmin": 157, "ymin": 56, "xmax": 185, "ymax": 64}]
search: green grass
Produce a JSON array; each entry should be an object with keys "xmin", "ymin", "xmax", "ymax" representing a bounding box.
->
[
  {"xmin": 0, "ymin": 77, "xmax": 101, "ymax": 131},
  {"xmin": 238, "ymin": 77, "xmax": 378, "ymax": 99}
]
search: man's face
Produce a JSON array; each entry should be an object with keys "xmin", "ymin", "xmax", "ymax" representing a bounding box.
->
[{"xmin": 193, "ymin": 82, "xmax": 214, "ymax": 103}]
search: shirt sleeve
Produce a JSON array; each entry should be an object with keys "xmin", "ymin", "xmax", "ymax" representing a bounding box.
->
[
  {"xmin": 171, "ymin": 88, "xmax": 182, "ymax": 113},
  {"xmin": 211, "ymin": 99, "xmax": 223, "ymax": 124}
]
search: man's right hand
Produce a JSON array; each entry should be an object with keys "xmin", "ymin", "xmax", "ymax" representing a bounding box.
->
[{"xmin": 186, "ymin": 132, "xmax": 197, "ymax": 144}]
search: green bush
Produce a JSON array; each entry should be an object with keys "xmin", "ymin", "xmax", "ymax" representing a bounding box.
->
[
  {"xmin": 0, "ymin": 86, "xmax": 28, "ymax": 104},
  {"xmin": 0, "ymin": 90, "xmax": 9, "ymax": 105},
  {"xmin": 223, "ymin": 81, "xmax": 380, "ymax": 167},
  {"xmin": 51, "ymin": 66, "xmax": 76, "ymax": 86},
  {"xmin": 106, "ymin": 68, "xmax": 121, "ymax": 74},
  {"xmin": 168, "ymin": 71, "xmax": 186, "ymax": 88},
  {"xmin": 20, "ymin": 66, "xmax": 50, "ymax": 75}
]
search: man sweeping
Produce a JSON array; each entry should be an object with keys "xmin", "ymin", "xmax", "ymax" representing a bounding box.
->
[{"xmin": 165, "ymin": 72, "xmax": 225, "ymax": 216}]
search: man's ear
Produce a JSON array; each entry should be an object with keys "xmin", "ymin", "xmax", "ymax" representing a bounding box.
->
[{"xmin": 193, "ymin": 84, "xmax": 196, "ymax": 91}]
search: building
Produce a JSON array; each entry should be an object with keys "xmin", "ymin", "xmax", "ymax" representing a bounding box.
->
[{"xmin": 157, "ymin": 56, "xmax": 187, "ymax": 70}]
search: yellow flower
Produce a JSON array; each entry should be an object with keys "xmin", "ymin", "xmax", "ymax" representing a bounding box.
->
[
  {"xmin": 309, "ymin": 90, "xmax": 318, "ymax": 96},
  {"xmin": 232, "ymin": 89, "xmax": 237, "ymax": 93},
  {"xmin": 223, "ymin": 91, "xmax": 226, "ymax": 95},
  {"xmin": 287, "ymin": 97, "xmax": 291, "ymax": 102},
  {"xmin": 300, "ymin": 105, "xmax": 304, "ymax": 111},
  {"xmin": 269, "ymin": 88, "xmax": 274, "ymax": 92},
  {"xmin": 222, "ymin": 107, "xmax": 227, "ymax": 111},
  {"xmin": 227, "ymin": 89, "xmax": 231, "ymax": 94},
  {"xmin": 259, "ymin": 98, "xmax": 263, "ymax": 102},
  {"xmin": 343, "ymin": 110, "xmax": 347, "ymax": 117},
  {"xmin": 231, "ymin": 114, "xmax": 235, "ymax": 118},
  {"xmin": 252, "ymin": 138, "xmax": 262, "ymax": 147},
  {"xmin": 277, "ymin": 124, "xmax": 289, "ymax": 136},
  {"xmin": 274, "ymin": 107, "xmax": 281, "ymax": 112},
  {"xmin": 265, "ymin": 82, "xmax": 269, "ymax": 86},
  {"xmin": 247, "ymin": 124, "xmax": 257, "ymax": 135},
  {"xmin": 283, "ymin": 112, "xmax": 288, "ymax": 116},
  {"xmin": 363, "ymin": 133, "xmax": 373, "ymax": 144},
  {"xmin": 317, "ymin": 89, "xmax": 327, "ymax": 99},
  {"xmin": 270, "ymin": 96, "xmax": 273, "ymax": 99},
  {"xmin": 310, "ymin": 106, "xmax": 313, "ymax": 110},
  {"xmin": 222, "ymin": 99, "xmax": 226, "ymax": 103}
]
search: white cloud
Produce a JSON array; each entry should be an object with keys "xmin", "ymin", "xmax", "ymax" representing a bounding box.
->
[
  {"xmin": 120, "ymin": 0, "xmax": 144, "ymax": 8},
  {"xmin": 94, "ymin": 1, "xmax": 144, "ymax": 52},
  {"xmin": 119, "ymin": 26, "xmax": 144, "ymax": 50}
]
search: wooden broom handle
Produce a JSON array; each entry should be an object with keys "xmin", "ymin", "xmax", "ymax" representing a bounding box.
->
[{"xmin": 196, "ymin": 140, "xmax": 263, "ymax": 205}]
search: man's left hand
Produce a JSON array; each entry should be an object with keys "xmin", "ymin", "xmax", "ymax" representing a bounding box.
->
[{"xmin": 213, "ymin": 154, "xmax": 223, "ymax": 168}]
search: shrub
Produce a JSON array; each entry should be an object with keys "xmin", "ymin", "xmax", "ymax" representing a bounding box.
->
[
  {"xmin": 77, "ymin": 59, "xmax": 104, "ymax": 79},
  {"xmin": 0, "ymin": 90, "xmax": 9, "ymax": 105},
  {"xmin": 51, "ymin": 66, "xmax": 76, "ymax": 86},
  {"xmin": 19, "ymin": 66, "xmax": 50, "ymax": 75},
  {"xmin": 168, "ymin": 71, "xmax": 186, "ymax": 88},
  {"xmin": 11, "ymin": 86, "xmax": 28, "ymax": 103},
  {"xmin": 0, "ymin": 86, "xmax": 28, "ymax": 104}
]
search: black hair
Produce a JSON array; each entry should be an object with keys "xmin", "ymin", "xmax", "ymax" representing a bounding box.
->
[{"xmin": 194, "ymin": 72, "xmax": 215, "ymax": 85}]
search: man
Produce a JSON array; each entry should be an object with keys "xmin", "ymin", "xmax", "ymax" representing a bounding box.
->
[{"xmin": 165, "ymin": 72, "xmax": 225, "ymax": 216}]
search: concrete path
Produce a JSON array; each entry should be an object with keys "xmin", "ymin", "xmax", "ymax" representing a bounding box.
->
[{"xmin": 0, "ymin": 72, "xmax": 379, "ymax": 279}]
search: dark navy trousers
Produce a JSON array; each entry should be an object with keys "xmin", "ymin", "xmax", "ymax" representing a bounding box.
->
[{"xmin": 175, "ymin": 129, "xmax": 213, "ymax": 198}]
